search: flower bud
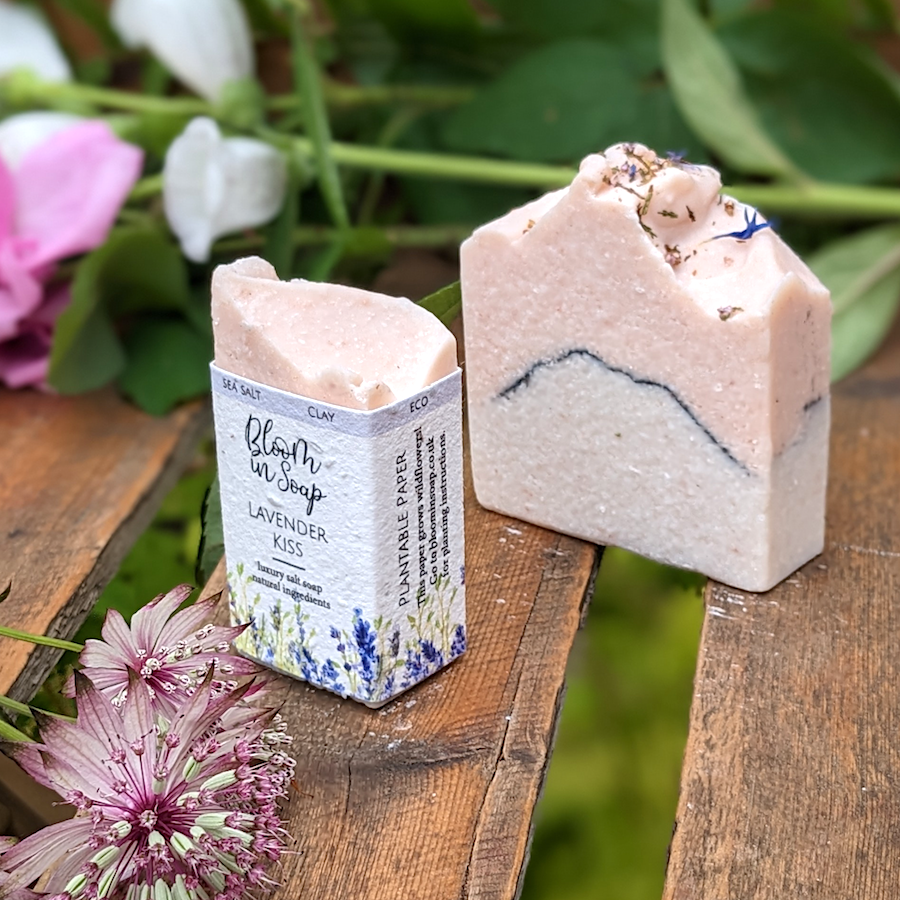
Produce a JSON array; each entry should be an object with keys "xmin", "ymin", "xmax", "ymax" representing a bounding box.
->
[
  {"xmin": 0, "ymin": 2, "xmax": 71, "ymax": 82},
  {"xmin": 110, "ymin": 0, "xmax": 253, "ymax": 102},
  {"xmin": 200, "ymin": 768, "xmax": 238, "ymax": 792},
  {"xmin": 163, "ymin": 117, "xmax": 287, "ymax": 263}
]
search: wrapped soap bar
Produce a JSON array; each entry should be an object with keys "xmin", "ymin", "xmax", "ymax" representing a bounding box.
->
[
  {"xmin": 461, "ymin": 144, "xmax": 831, "ymax": 593},
  {"xmin": 211, "ymin": 257, "xmax": 466, "ymax": 705}
]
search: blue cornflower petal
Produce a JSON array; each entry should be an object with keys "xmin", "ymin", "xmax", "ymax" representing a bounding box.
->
[{"xmin": 712, "ymin": 208, "xmax": 771, "ymax": 242}]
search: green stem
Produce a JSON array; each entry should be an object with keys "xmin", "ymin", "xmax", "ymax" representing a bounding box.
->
[
  {"xmin": 25, "ymin": 80, "xmax": 209, "ymax": 116},
  {"xmin": 0, "ymin": 694, "xmax": 75, "ymax": 722},
  {"xmin": 6, "ymin": 74, "xmax": 470, "ymax": 118},
  {"xmin": 124, "ymin": 126, "xmax": 900, "ymax": 220},
  {"xmin": 215, "ymin": 223, "xmax": 474, "ymax": 254},
  {"xmin": 726, "ymin": 182, "xmax": 900, "ymax": 219},
  {"xmin": 289, "ymin": 7, "xmax": 349, "ymax": 230},
  {"xmin": 0, "ymin": 626, "xmax": 83, "ymax": 653},
  {"xmin": 130, "ymin": 174, "xmax": 164, "ymax": 202},
  {"xmin": 318, "ymin": 81, "xmax": 475, "ymax": 110},
  {"xmin": 294, "ymin": 137, "xmax": 578, "ymax": 189}
]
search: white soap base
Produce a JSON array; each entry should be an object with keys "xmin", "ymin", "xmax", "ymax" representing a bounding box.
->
[
  {"xmin": 470, "ymin": 352, "xmax": 829, "ymax": 593},
  {"xmin": 212, "ymin": 364, "xmax": 466, "ymax": 705}
]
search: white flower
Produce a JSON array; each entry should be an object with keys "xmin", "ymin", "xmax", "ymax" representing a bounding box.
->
[
  {"xmin": 110, "ymin": 0, "xmax": 254, "ymax": 102},
  {"xmin": 0, "ymin": 111, "xmax": 82, "ymax": 169},
  {"xmin": 0, "ymin": 1, "xmax": 72, "ymax": 82},
  {"xmin": 163, "ymin": 117, "xmax": 287, "ymax": 263}
]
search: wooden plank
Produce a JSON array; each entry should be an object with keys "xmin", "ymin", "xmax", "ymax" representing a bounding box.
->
[
  {"xmin": 201, "ymin": 449, "xmax": 599, "ymax": 900},
  {"xmin": 663, "ymin": 319, "xmax": 900, "ymax": 899},
  {"xmin": 0, "ymin": 389, "xmax": 209, "ymax": 702}
]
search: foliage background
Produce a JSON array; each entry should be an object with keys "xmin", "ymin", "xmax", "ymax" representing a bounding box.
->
[{"xmin": 17, "ymin": 0, "xmax": 900, "ymax": 895}]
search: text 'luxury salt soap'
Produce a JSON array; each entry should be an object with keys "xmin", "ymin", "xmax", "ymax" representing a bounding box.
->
[
  {"xmin": 210, "ymin": 257, "xmax": 466, "ymax": 705},
  {"xmin": 461, "ymin": 144, "xmax": 831, "ymax": 593}
]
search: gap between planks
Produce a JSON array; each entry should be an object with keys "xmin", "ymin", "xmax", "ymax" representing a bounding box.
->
[{"xmin": 663, "ymin": 318, "xmax": 900, "ymax": 900}]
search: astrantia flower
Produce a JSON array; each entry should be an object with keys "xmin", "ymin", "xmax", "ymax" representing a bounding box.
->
[
  {"xmin": 163, "ymin": 117, "xmax": 287, "ymax": 263},
  {"xmin": 77, "ymin": 584, "xmax": 259, "ymax": 719},
  {"xmin": 0, "ymin": 118, "xmax": 143, "ymax": 389},
  {"xmin": 1, "ymin": 671, "xmax": 294, "ymax": 900},
  {"xmin": 110, "ymin": 0, "xmax": 254, "ymax": 103}
]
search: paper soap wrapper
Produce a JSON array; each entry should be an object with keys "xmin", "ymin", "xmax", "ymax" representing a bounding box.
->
[{"xmin": 211, "ymin": 363, "xmax": 466, "ymax": 706}]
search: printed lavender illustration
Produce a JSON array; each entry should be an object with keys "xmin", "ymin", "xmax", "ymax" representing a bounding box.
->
[{"xmin": 228, "ymin": 563, "xmax": 465, "ymax": 703}]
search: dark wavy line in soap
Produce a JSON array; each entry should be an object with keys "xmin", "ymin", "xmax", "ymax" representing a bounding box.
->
[{"xmin": 497, "ymin": 348, "xmax": 749, "ymax": 472}]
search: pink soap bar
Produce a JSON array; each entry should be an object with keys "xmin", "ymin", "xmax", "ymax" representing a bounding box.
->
[
  {"xmin": 461, "ymin": 144, "xmax": 831, "ymax": 592},
  {"xmin": 212, "ymin": 256, "xmax": 458, "ymax": 409}
]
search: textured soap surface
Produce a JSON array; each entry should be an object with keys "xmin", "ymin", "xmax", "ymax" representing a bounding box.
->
[
  {"xmin": 212, "ymin": 256, "xmax": 458, "ymax": 408},
  {"xmin": 461, "ymin": 144, "xmax": 831, "ymax": 592},
  {"xmin": 210, "ymin": 257, "xmax": 466, "ymax": 705}
]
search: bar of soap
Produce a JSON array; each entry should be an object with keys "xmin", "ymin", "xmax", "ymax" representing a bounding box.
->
[
  {"xmin": 212, "ymin": 256, "xmax": 458, "ymax": 408},
  {"xmin": 461, "ymin": 143, "xmax": 831, "ymax": 593},
  {"xmin": 210, "ymin": 257, "xmax": 466, "ymax": 705}
]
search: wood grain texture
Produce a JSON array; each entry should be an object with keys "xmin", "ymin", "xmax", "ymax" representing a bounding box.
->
[
  {"xmin": 201, "ymin": 454, "xmax": 599, "ymax": 900},
  {"xmin": 663, "ymin": 321, "xmax": 900, "ymax": 899},
  {"xmin": 0, "ymin": 389, "xmax": 209, "ymax": 702}
]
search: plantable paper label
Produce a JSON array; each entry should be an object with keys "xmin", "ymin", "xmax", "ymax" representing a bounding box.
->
[{"xmin": 211, "ymin": 363, "xmax": 466, "ymax": 706}]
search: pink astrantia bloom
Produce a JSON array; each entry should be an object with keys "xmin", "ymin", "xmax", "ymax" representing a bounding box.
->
[
  {"xmin": 0, "ymin": 119, "xmax": 143, "ymax": 389},
  {"xmin": 1, "ymin": 671, "xmax": 294, "ymax": 900},
  {"xmin": 77, "ymin": 585, "xmax": 260, "ymax": 719}
]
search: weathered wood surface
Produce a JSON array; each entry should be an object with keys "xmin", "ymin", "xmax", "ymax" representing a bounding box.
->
[
  {"xmin": 0, "ymin": 389, "xmax": 209, "ymax": 702},
  {"xmin": 663, "ymin": 321, "xmax": 900, "ymax": 899},
  {"xmin": 201, "ymin": 451, "xmax": 600, "ymax": 900}
]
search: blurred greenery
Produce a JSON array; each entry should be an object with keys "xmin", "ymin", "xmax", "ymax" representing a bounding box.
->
[
  {"xmin": 17, "ymin": 0, "xmax": 900, "ymax": 895},
  {"xmin": 522, "ymin": 550, "xmax": 704, "ymax": 900},
  {"xmin": 16, "ymin": 0, "xmax": 900, "ymax": 408}
]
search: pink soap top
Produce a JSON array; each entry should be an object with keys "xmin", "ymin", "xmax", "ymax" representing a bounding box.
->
[
  {"xmin": 461, "ymin": 144, "xmax": 831, "ymax": 468},
  {"xmin": 211, "ymin": 257, "xmax": 458, "ymax": 410}
]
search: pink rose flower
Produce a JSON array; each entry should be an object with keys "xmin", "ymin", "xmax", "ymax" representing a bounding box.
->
[{"xmin": 0, "ymin": 119, "xmax": 143, "ymax": 389}]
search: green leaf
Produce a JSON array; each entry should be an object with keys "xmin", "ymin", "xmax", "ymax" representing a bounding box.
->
[
  {"xmin": 48, "ymin": 307, "xmax": 126, "ymax": 395},
  {"xmin": 241, "ymin": 0, "xmax": 290, "ymax": 35},
  {"xmin": 118, "ymin": 319, "xmax": 212, "ymax": 416},
  {"xmin": 290, "ymin": 9, "xmax": 350, "ymax": 230},
  {"xmin": 489, "ymin": 0, "xmax": 660, "ymax": 72},
  {"xmin": 0, "ymin": 694, "xmax": 73, "ymax": 722},
  {"xmin": 0, "ymin": 626, "xmax": 82, "ymax": 653},
  {"xmin": 265, "ymin": 164, "xmax": 303, "ymax": 278},
  {"xmin": 660, "ymin": 0, "xmax": 798, "ymax": 177},
  {"xmin": 0, "ymin": 718, "xmax": 34, "ymax": 743},
  {"xmin": 403, "ymin": 178, "xmax": 535, "ymax": 227},
  {"xmin": 367, "ymin": 0, "xmax": 480, "ymax": 49},
  {"xmin": 442, "ymin": 40, "xmax": 641, "ymax": 163},
  {"xmin": 831, "ymin": 281, "xmax": 900, "ymax": 382},
  {"xmin": 197, "ymin": 473, "xmax": 225, "ymax": 584},
  {"xmin": 417, "ymin": 281, "xmax": 460, "ymax": 326},
  {"xmin": 807, "ymin": 224, "xmax": 900, "ymax": 316},
  {"xmin": 806, "ymin": 225, "xmax": 900, "ymax": 381},
  {"xmin": 49, "ymin": 228, "xmax": 195, "ymax": 396},
  {"xmin": 859, "ymin": 0, "xmax": 899, "ymax": 29},
  {"xmin": 400, "ymin": 115, "xmax": 536, "ymax": 223},
  {"xmin": 119, "ymin": 113, "xmax": 192, "ymax": 158},
  {"xmin": 718, "ymin": 10, "xmax": 900, "ymax": 184}
]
